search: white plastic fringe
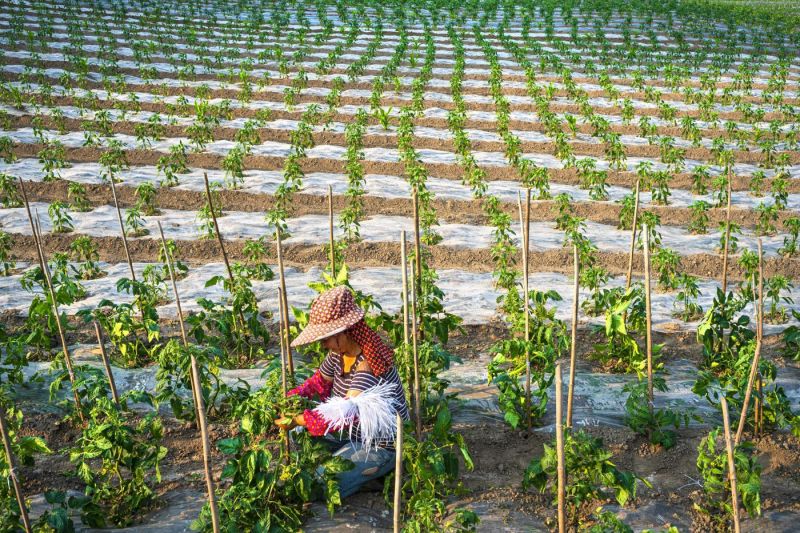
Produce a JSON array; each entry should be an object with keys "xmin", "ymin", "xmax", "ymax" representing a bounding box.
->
[{"xmin": 313, "ymin": 382, "xmax": 399, "ymax": 450}]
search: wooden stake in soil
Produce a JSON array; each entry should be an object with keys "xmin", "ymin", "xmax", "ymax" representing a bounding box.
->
[
  {"xmin": 721, "ymin": 170, "xmax": 733, "ymax": 295},
  {"xmin": 94, "ymin": 322, "xmax": 120, "ymax": 408},
  {"xmin": 190, "ymin": 355, "xmax": 221, "ymax": 533},
  {"xmin": 0, "ymin": 406, "xmax": 32, "ymax": 533},
  {"xmin": 157, "ymin": 221, "xmax": 188, "ymax": 346},
  {"xmin": 643, "ymin": 224, "xmax": 654, "ymax": 416},
  {"xmin": 31, "ymin": 217, "xmax": 83, "ymax": 420},
  {"xmin": 16, "ymin": 178, "xmax": 45, "ymax": 273},
  {"xmin": 277, "ymin": 286, "xmax": 289, "ymax": 396},
  {"xmin": 108, "ymin": 173, "xmax": 137, "ymax": 283},
  {"xmin": 202, "ymin": 173, "xmax": 247, "ymax": 331},
  {"xmin": 412, "ymin": 187, "xmax": 423, "ymax": 340},
  {"xmin": 409, "ymin": 257, "xmax": 422, "ymax": 440},
  {"xmin": 720, "ymin": 397, "xmax": 742, "ymax": 533},
  {"xmin": 554, "ymin": 362, "xmax": 566, "ymax": 533},
  {"xmin": 735, "ymin": 239, "xmax": 763, "ymax": 446},
  {"xmin": 519, "ymin": 190, "xmax": 532, "ymax": 432},
  {"xmin": 566, "ymin": 244, "xmax": 579, "ymax": 428},
  {"xmin": 203, "ymin": 173, "xmax": 234, "ymax": 283},
  {"xmin": 328, "ymin": 184, "xmax": 336, "ymax": 275},
  {"xmin": 276, "ymin": 231, "xmax": 294, "ymax": 377},
  {"xmin": 625, "ymin": 179, "xmax": 640, "ymax": 290},
  {"xmin": 158, "ymin": 221, "xmax": 201, "ymax": 429},
  {"xmin": 400, "ymin": 231, "xmax": 410, "ymax": 347},
  {"xmin": 393, "ymin": 412, "xmax": 404, "ymax": 533},
  {"xmin": 400, "ymin": 231, "xmax": 414, "ymax": 420}
]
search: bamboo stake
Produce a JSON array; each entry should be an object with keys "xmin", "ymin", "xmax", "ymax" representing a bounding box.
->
[
  {"xmin": 158, "ymin": 220, "xmax": 201, "ymax": 429},
  {"xmin": 555, "ymin": 363, "xmax": 566, "ymax": 533},
  {"xmin": 202, "ymin": 173, "xmax": 247, "ymax": 331},
  {"xmin": 393, "ymin": 412, "xmax": 404, "ymax": 533},
  {"xmin": 108, "ymin": 173, "xmax": 136, "ymax": 283},
  {"xmin": 94, "ymin": 322, "xmax": 120, "ymax": 408},
  {"xmin": 157, "ymin": 221, "xmax": 188, "ymax": 346},
  {"xmin": 566, "ymin": 244, "xmax": 579, "ymax": 428},
  {"xmin": 412, "ymin": 187, "xmax": 423, "ymax": 340},
  {"xmin": 203, "ymin": 173, "xmax": 234, "ymax": 283},
  {"xmin": 190, "ymin": 355, "xmax": 221, "ymax": 533},
  {"xmin": 277, "ymin": 287, "xmax": 288, "ymax": 396},
  {"xmin": 410, "ymin": 257, "xmax": 422, "ymax": 440},
  {"xmin": 625, "ymin": 179, "xmax": 640, "ymax": 290},
  {"xmin": 400, "ymin": 231, "xmax": 410, "ymax": 346},
  {"xmin": 277, "ymin": 287, "xmax": 291, "ymax": 464},
  {"xmin": 328, "ymin": 184, "xmax": 336, "ymax": 275},
  {"xmin": 519, "ymin": 190, "xmax": 532, "ymax": 432},
  {"xmin": 400, "ymin": 232, "xmax": 413, "ymax": 421},
  {"xmin": 735, "ymin": 239, "xmax": 763, "ymax": 446},
  {"xmin": 643, "ymin": 224, "xmax": 654, "ymax": 416},
  {"xmin": 16, "ymin": 178, "xmax": 45, "ymax": 273},
  {"xmin": 721, "ymin": 169, "xmax": 733, "ymax": 295},
  {"xmin": 276, "ymin": 231, "xmax": 294, "ymax": 376},
  {"xmin": 31, "ymin": 217, "xmax": 83, "ymax": 420},
  {"xmin": 0, "ymin": 407, "xmax": 32, "ymax": 533},
  {"xmin": 721, "ymin": 397, "xmax": 741, "ymax": 533}
]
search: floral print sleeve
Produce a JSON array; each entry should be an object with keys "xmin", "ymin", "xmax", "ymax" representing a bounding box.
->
[{"xmin": 287, "ymin": 370, "xmax": 333, "ymax": 401}]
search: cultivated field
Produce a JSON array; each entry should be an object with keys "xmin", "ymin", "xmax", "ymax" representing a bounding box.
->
[{"xmin": 0, "ymin": 0, "xmax": 799, "ymax": 531}]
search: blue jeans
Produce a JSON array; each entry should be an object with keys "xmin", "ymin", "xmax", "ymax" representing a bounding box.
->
[{"xmin": 319, "ymin": 436, "xmax": 395, "ymax": 498}]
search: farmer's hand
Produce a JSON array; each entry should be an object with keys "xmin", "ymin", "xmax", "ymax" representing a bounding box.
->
[{"xmin": 274, "ymin": 416, "xmax": 296, "ymax": 430}]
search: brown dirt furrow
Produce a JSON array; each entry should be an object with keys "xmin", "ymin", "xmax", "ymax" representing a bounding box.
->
[
  {"xmin": 17, "ymin": 179, "xmax": 798, "ymax": 232},
  {"xmin": 7, "ymin": 233, "xmax": 800, "ymax": 281},
  {"xmin": 9, "ymin": 113, "xmax": 797, "ymax": 166},
  {"xmin": 10, "ymin": 143, "xmax": 800, "ymax": 194}
]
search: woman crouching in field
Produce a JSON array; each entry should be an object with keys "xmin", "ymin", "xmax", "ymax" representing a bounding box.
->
[{"xmin": 274, "ymin": 285, "xmax": 409, "ymax": 498}]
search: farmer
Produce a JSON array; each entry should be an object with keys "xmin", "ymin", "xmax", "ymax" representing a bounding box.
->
[{"xmin": 274, "ymin": 285, "xmax": 409, "ymax": 498}]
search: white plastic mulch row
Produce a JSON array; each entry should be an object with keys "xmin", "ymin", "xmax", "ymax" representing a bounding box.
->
[
  {"xmin": 2, "ymin": 33, "xmax": 798, "ymax": 96},
  {"xmin": 5, "ymin": 127, "xmax": 798, "ymax": 180},
  {"xmin": 0, "ymin": 261, "xmax": 795, "ymax": 335},
  {"xmin": 2, "ymin": 158, "xmax": 797, "ymax": 211},
  {"xmin": 2, "ymin": 6, "xmax": 796, "ymax": 70},
  {"xmin": 2, "ymin": 47, "xmax": 796, "ymax": 113},
  {"xmin": 0, "ymin": 200, "xmax": 789, "ymax": 257},
  {"xmin": 7, "ymin": 78, "xmax": 794, "ymax": 144},
  {"xmin": 5, "ymin": 101, "xmax": 795, "ymax": 154}
]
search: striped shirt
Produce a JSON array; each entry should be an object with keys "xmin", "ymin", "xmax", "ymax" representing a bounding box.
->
[{"xmin": 320, "ymin": 351, "xmax": 410, "ymax": 447}]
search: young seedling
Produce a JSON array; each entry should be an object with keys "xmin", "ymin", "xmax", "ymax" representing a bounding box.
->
[
  {"xmin": 69, "ymin": 236, "xmax": 105, "ymax": 280},
  {"xmin": 688, "ymin": 200, "xmax": 710, "ymax": 234},
  {"xmin": 135, "ymin": 181, "xmax": 159, "ymax": 216},
  {"xmin": 0, "ymin": 173, "xmax": 21, "ymax": 208},
  {"xmin": 48, "ymin": 201, "xmax": 74, "ymax": 233},
  {"xmin": 67, "ymin": 182, "xmax": 92, "ymax": 212},
  {"xmin": 125, "ymin": 205, "xmax": 149, "ymax": 237}
]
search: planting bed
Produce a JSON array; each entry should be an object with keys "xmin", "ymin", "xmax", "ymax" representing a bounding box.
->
[{"xmin": 1, "ymin": 0, "xmax": 799, "ymax": 531}]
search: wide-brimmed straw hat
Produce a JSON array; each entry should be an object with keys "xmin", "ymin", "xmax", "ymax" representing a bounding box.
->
[{"xmin": 290, "ymin": 286, "xmax": 365, "ymax": 347}]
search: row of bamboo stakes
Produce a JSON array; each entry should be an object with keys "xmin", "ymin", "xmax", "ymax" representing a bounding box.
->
[
  {"xmin": 540, "ymin": 173, "xmax": 757, "ymax": 533},
  {"xmin": 3, "ymin": 173, "xmax": 761, "ymax": 533}
]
